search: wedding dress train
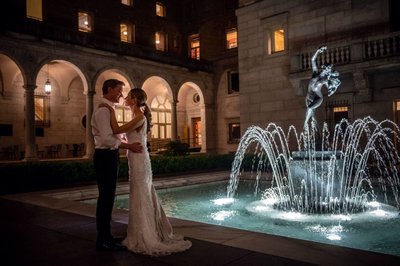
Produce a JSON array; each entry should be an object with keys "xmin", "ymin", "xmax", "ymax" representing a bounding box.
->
[{"xmin": 122, "ymin": 120, "xmax": 192, "ymax": 256}]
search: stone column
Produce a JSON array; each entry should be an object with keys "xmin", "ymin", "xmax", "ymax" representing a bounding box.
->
[
  {"xmin": 171, "ymin": 100, "xmax": 178, "ymax": 141},
  {"xmin": 84, "ymin": 90, "xmax": 95, "ymax": 158},
  {"xmin": 23, "ymin": 84, "xmax": 38, "ymax": 161},
  {"xmin": 202, "ymin": 103, "xmax": 217, "ymax": 153}
]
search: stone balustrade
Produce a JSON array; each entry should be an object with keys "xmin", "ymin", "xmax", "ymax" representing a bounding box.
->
[
  {"xmin": 292, "ymin": 32, "xmax": 400, "ymax": 72},
  {"xmin": 300, "ymin": 45, "xmax": 351, "ymax": 70},
  {"xmin": 364, "ymin": 33, "xmax": 400, "ymax": 59}
]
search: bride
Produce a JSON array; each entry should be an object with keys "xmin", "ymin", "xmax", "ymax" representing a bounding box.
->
[{"xmin": 102, "ymin": 88, "xmax": 192, "ymax": 256}]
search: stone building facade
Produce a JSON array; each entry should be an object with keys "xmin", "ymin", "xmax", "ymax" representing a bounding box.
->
[
  {"xmin": 237, "ymin": 0, "xmax": 400, "ymax": 135},
  {"xmin": 0, "ymin": 0, "xmax": 239, "ymax": 160},
  {"xmin": 1, "ymin": 0, "xmax": 399, "ymax": 161}
]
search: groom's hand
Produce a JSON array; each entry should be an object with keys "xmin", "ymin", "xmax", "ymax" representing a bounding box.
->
[{"xmin": 129, "ymin": 142, "xmax": 143, "ymax": 153}]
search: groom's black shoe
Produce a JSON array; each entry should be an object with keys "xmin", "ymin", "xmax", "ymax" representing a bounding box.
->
[
  {"xmin": 112, "ymin": 235, "xmax": 126, "ymax": 242},
  {"xmin": 96, "ymin": 241, "xmax": 127, "ymax": 251}
]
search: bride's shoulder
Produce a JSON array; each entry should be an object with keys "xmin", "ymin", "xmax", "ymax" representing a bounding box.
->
[{"xmin": 136, "ymin": 113, "xmax": 146, "ymax": 121}]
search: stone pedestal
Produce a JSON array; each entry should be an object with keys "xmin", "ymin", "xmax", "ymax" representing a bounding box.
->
[{"xmin": 289, "ymin": 151, "xmax": 344, "ymax": 210}]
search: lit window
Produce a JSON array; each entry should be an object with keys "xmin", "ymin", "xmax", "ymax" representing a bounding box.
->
[
  {"xmin": 78, "ymin": 12, "xmax": 93, "ymax": 32},
  {"xmin": 155, "ymin": 32, "xmax": 167, "ymax": 51},
  {"xmin": 115, "ymin": 106, "xmax": 131, "ymax": 126},
  {"xmin": 395, "ymin": 100, "xmax": 400, "ymax": 111},
  {"xmin": 121, "ymin": 0, "xmax": 133, "ymax": 6},
  {"xmin": 273, "ymin": 28, "xmax": 285, "ymax": 53},
  {"xmin": 151, "ymin": 95, "xmax": 171, "ymax": 139},
  {"xmin": 330, "ymin": 105, "xmax": 349, "ymax": 128},
  {"xmin": 34, "ymin": 94, "xmax": 50, "ymax": 127},
  {"xmin": 394, "ymin": 100, "xmax": 400, "ymax": 126},
  {"xmin": 26, "ymin": 0, "xmax": 43, "ymax": 21},
  {"xmin": 189, "ymin": 34, "xmax": 200, "ymax": 60},
  {"xmin": 333, "ymin": 106, "xmax": 348, "ymax": 113},
  {"xmin": 228, "ymin": 71, "xmax": 239, "ymax": 94},
  {"xmin": 228, "ymin": 123, "xmax": 241, "ymax": 143},
  {"xmin": 156, "ymin": 2, "xmax": 166, "ymax": 17},
  {"xmin": 226, "ymin": 28, "xmax": 237, "ymax": 49},
  {"xmin": 120, "ymin": 22, "xmax": 134, "ymax": 43}
]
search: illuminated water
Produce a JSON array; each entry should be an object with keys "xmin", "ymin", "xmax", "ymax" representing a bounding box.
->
[
  {"xmin": 228, "ymin": 117, "xmax": 400, "ymax": 214},
  {"xmin": 84, "ymin": 180, "xmax": 400, "ymax": 257}
]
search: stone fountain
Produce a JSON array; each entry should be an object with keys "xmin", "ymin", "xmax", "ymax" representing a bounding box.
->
[{"xmin": 227, "ymin": 47, "xmax": 400, "ymax": 214}]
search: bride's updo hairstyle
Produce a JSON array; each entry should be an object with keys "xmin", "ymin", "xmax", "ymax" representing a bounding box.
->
[{"xmin": 129, "ymin": 88, "xmax": 152, "ymax": 133}]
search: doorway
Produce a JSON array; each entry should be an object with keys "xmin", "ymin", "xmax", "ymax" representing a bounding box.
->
[{"xmin": 192, "ymin": 117, "xmax": 201, "ymax": 147}]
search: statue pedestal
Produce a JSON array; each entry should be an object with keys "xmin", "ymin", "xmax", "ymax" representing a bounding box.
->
[{"xmin": 288, "ymin": 151, "xmax": 344, "ymax": 212}]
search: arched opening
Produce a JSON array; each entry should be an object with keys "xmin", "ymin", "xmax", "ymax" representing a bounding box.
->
[
  {"xmin": 0, "ymin": 54, "xmax": 25, "ymax": 159},
  {"xmin": 177, "ymin": 82, "xmax": 205, "ymax": 152},
  {"xmin": 142, "ymin": 76, "xmax": 173, "ymax": 152}
]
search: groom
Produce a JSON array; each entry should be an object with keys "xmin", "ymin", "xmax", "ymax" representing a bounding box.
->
[{"xmin": 91, "ymin": 79, "xmax": 143, "ymax": 251}]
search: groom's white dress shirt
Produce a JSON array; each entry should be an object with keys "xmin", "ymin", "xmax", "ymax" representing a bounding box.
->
[{"xmin": 91, "ymin": 98, "xmax": 121, "ymax": 150}]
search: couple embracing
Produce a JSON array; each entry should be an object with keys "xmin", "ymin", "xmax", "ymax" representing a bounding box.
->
[{"xmin": 91, "ymin": 79, "xmax": 192, "ymax": 256}]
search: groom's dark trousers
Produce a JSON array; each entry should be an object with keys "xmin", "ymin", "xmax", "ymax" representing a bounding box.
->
[{"xmin": 93, "ymin": 148, "xmax": 120, "ymax": 243}]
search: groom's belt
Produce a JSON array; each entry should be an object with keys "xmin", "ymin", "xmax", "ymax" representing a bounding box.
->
[{"xmin": 95, "ymin": 148, "xmax": 119, "ymax": 151}]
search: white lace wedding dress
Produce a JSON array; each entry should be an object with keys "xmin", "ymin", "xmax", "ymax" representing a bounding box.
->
[{"xmin": 122, "ymin": 119, "xmax": 192, "ymax": 256}]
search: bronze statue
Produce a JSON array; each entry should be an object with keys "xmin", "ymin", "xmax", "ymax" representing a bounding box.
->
[{"xmin": 304, "ymin": 46, "xmax": 341, "ymax": 130}]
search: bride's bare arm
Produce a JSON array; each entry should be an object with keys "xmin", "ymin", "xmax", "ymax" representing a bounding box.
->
[
  {"xmin": 116, "ymin": 114, "xmax": 145, "ymax": 134},
  {"xmin": 98, "ymin": 103, "xmax": 145, "ymax": 134}
]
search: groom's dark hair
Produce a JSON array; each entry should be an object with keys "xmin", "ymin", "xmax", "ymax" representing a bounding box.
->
[{"xmin": 102, "ymin": 79, "xmax": 125, "ymax": 95}]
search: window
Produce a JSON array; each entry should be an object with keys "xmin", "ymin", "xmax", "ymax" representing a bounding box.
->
[
  {"xmin": 394, "ymin": 100, "xmax": 400, "ymax": 125},
  {"xmin": 115, "ymin": 106, "xmax": 132, "ymax": 126},
  {"xmin": 262, "ymin": 12, "xmax": 288, "ymax": 55},
  {"xmin": 189, "ymin": 34, "xmax": 200, "ymax": 60},
  {"xmin": 226, "ymin": 28, "xmax": 238, "ymax": 49},
  {"xmin": 35, "ymin": 127, "xmax": 44, "ymax": 137},
  {"xmin": 151, "ymin": 95, "xmax": 171, "ymax": 139},
  {"xmin": 121, "ymin": 0, "xmax": 133, "ymax": 6},
  {"xmin": 265, "ymin": 27, "xmax": 286, "ymax": 54},
  {"xmin": 26, "ymin": 0, "xmax": 43, "ymax": 21},
  {"xmin": 78, "ymin": 11, "xmax": 93, "ymax": 32},
  {"xmin": 326, "ymin": 102, "xmax": 349, "ymax": 132},
  {"xmin": 0, "ymin": 124, "xmax": 13, "ymax": 136},
  {"xmin": 390, "ymin": 0, "xmax": 400, "ymax": 31},
  {"xmin": 34, "ymin": 94, "xmax": 50, "ymax": 127},
  {"xmin": 193, "ymin": 93, "xmax": 200, "ymax": 104},
  {"xmin": 394, "ymin": 100, "xmax": 400, "ymax": 151},
  {"xmin": 333, "ymin": 106, "xmax": 349, "ymax": 124},
  {"xmin": 120, "ymin": 22, "xmax": 134, "ymax": 43},
  {"xmin": 228, "ymin": 123, "xmax": 241, "ymax": 143},
  {"xmin": 156, "ymin": 2, "xmax": 166, "ymax": 17},
  {"xmin": 228, "ymin": 71, "xmax": 239, "ymax": 94},
  {"xmin": 155, "ymin": 31, "xmax": 167, "ymax": 51},
  {"xmin": 272, "ymin": 28, "xmax": 285, "ymax": 53}
]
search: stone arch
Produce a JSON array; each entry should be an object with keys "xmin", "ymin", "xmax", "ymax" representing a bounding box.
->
[
  {"xmin": 0, "ymin": 53, "xmax": 26, "ymax": 95},
  {"xmin": 35, "ymin": 60, "xmax": 89, "ymax": 98},
  {"xmin": 142, "ymin": 75, "xmax": 173, "ymax": 101},
  {"xmin": 177, "ymin": 81, "xmax": 205, "ymax": 152},
  {"xmin": 94, "ymin": 68, "xmax": 136, "ymax": 102},
  {"xmin": 0, "ymin": 53, "xmax": 26, "ymax": 148},
  {"xmin": 142, "ymin": 76, "xmax": 174, "ymax": 150}
]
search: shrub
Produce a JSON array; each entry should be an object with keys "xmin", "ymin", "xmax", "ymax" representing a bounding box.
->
[
  {"xmin": 0, "ymin": 153, "xmax": 235, "ymax": 194},
  {"xmin": 163, "ymin": 140, "xmax": 190, "ymax": 156}
]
